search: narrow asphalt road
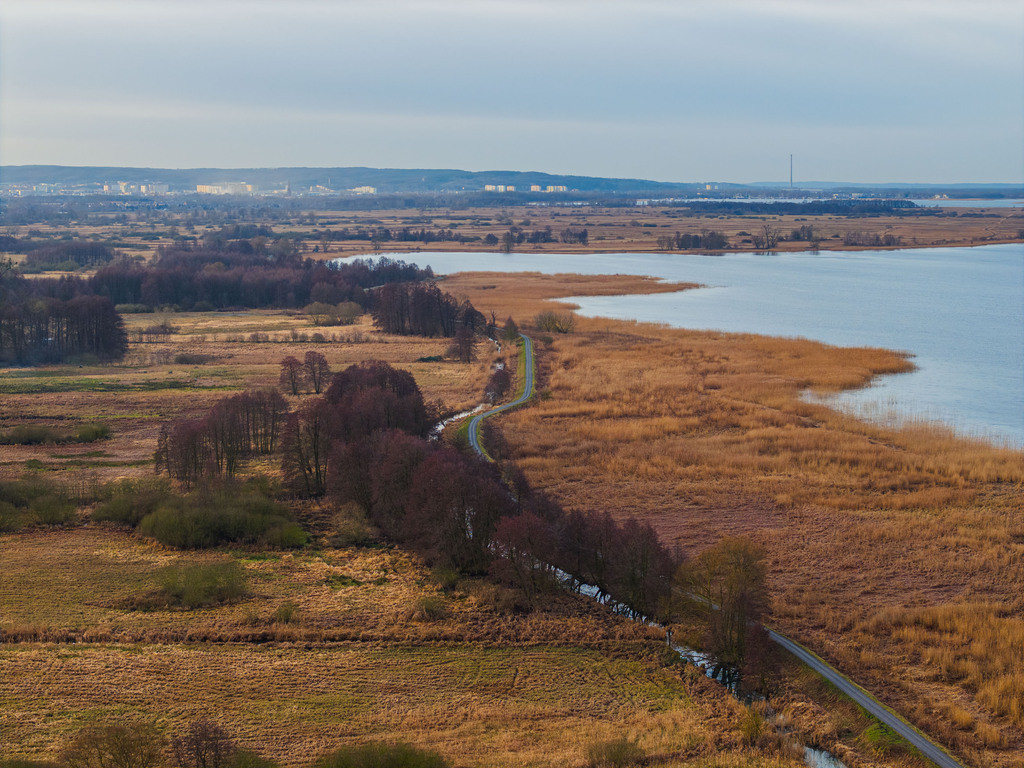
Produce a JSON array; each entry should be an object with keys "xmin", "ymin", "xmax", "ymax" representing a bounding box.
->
[
  {"xmin": 768, "ymin": 630, "xmax": 966, "ymax": 768},
  {"xmin": 467, "ymin": 334, "xmax": 534, "ymax": 460},
  {"xmin": 464, "ymin": 332, "xmax": 966, "ymax": 768}
]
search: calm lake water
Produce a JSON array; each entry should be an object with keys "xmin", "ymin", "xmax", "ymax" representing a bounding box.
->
[
  {"xmin": 362, "ymin": 244, "xmax": 1024, "ymax": 447},
  {"xmin": 912, "ymin": 198, "xmax": 1024, "ymax": 208}
]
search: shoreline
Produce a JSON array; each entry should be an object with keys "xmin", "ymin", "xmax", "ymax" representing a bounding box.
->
[
  {"xmin": 428, "ymin": 246, "xmax": 1019, "ymax": 450},
  {"xmin": 336, "ymin": 236, "xmax": 1024, "ymax": 259}
]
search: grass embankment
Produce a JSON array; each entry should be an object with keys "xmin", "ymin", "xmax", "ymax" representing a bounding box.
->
[{"xmin": 443, "ymin": 271, "xmax": 1024, "ymax": 768}]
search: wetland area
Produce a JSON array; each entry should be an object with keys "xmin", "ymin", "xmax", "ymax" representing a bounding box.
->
[{"xmin": 404, "ymin": 243, "xmax": 1024, "ymax": 447}]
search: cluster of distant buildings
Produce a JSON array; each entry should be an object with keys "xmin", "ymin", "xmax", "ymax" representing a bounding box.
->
[
  {"xmin": 104, "ymin": 182, "xmax": 170, "ymax": 195},
  {"xmin": 484, "ymin": 184, "xmax": 569, "ymax": 193},
  {"xmin": 2, "ymin": 180, "xmax": 574, "ymax": 197},
  {"xmin": 0, "ymin": 182, "xmax": 378, "ymax": 197}
]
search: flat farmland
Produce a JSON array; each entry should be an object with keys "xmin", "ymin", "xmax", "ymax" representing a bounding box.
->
[
  {"xmin": 0, "ymin": 642, "xmax": 762, "ymax": 768},
  {"xmin": 0, "ymin": 527, "xmax": 801, "ymax": 768},
  {"xmin": 10, "ymin": 203, "xmax": 1020, "ymax": 264}
]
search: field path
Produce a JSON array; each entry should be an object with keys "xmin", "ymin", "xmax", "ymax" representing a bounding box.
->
[{"xmin": 467, "ymin": 334, "xmax": 534, "ymax": 460}]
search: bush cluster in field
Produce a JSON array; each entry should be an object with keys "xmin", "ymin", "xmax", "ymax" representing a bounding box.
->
[
  {"xmin": 0, "ymin": 719, "xmax": 453, "ymax": 768},
  {"xmin": 0, "ymin": 471, "xmax": 308, "ymax": 551},
  {"xmin": 154, "ymin": 562, "xmax": 249, "ymax": 610},
  {"xmin": 0, "ymin": 477, "xmax": 77, "ymax": 531},
  {"xmin": 95, "ymin": 477, "xmax": 307, "ymax": 550},
  {"xmin": 0, "ymin": 423, "xmax": 109, "ymax": 445}
]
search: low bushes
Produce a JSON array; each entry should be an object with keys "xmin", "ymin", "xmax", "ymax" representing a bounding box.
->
[
  {"xmin": 93, "ymin": 477, "xmax": 175, "ymax": 526},
  {"xmin": 315, "ymin": 743, "xmax": 450, "ymax": 768},
  {"xmin": 138, "ymin": 483, "xmax": 307, "ymax": 550},
  {"xmin": 94, "ymin": 476, "xmax": 307, "ymax": 551},
  {"xmin": 0, "ymin": 422, "xmax": 110, "ymax": 445},
  {"xmin": 586, "ymin": 737, "xmax": 645, "ymax": 768},
  {"xmin": 173, "ymin": 352, "xmax": 218, "ymax": 365},
  {"xmin": 157, "ymin": 561, "xmax": 249, "ymax": 609},
  {"xmin": 534, "ymin": 310, "xmax": 576, "ymax": 334},
  {"xmin": 0, "ymin": 477, "xmax": 77, "ymax": 531}
]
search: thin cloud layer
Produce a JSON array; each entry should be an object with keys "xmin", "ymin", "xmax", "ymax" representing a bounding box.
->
[{"xmin": 1, "ymin": 0, "xmax": 1020, "ymax": 181}]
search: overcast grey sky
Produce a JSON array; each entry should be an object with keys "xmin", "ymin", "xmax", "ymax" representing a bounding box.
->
[{"xmin": 1, "ymin": 0, "xmax": 1021, "ymax": 183}]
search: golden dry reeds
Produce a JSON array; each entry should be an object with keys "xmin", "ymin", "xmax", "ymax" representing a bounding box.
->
[{"xmin": 444, "ymin": 272, "xmax": 1024, "ymax": 767}]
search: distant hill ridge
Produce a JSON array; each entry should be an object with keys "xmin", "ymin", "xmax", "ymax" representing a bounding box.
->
[
  {"xmin": 2, "ymin": 166, "xmax": 1018, "ymax": 197},
  {"xmin": 0, "ymin": 166, "xmax": 713, "ymax": 194}
]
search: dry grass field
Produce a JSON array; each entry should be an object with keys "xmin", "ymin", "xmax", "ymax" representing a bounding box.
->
[
  {"xmin": 442, "ymin": 272, "xmax": 1024, "ymax": 768},
  {"xmin": 0, "ymin": 526, "xmax": 817, "ymax": 768},
  {"xmin": 0, "ymin": 522, "xmax": 931, "ymax": 768},
  {"xmin": 9, "ymin": 202, "xmax": 1020, "ymax": 264},
  {"xmin": 0, "ymin": 290, "xmax": 819, "ymax": 767}
]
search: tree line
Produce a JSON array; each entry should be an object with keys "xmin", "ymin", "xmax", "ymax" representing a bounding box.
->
[
  {"xmin": 370, "ymin": 281, "xmax": 484, "ymax": 338},
  {"xmin": 150, "ymin": 348, "xmax": 772, "ymax": 689},
  {"xmin": 153, "ymin": 357, "xmax": 679, "ymax": 619},
  {"xmin": 666, "ymin": 199, "xmax": 920, "ymax": 216},
  {"xmin": 0, "ymin": 262, "xmax": 127, "ymax": 364},
  {"xmin": 655, "ymin": 230, "xmax": 730, "ymax": 251},
  {"xmin": 90, "ymin": 250, "xmax": 430, "ymax": 313}
]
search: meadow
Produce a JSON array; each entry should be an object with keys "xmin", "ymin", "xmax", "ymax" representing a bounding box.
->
[{"xmin": 6, "ymin": 202, "xmax": 1021, "ymax": 268}]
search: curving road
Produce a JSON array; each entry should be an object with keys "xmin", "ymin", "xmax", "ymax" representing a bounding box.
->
[
  {"xmin": 463, "ymin": 331, "xmax": 966, "ymax": 768},
  {"xmin": 467, "ymin": 334, "xmax": 534, "ymax": 460}
]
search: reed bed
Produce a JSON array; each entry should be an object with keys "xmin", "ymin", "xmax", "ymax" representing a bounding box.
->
[{"xmin": 445, "ymin": 272, "xmax": 1024, "ymax": 766}]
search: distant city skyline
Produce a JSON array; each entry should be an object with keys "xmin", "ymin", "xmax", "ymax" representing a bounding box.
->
[{"xmin": 1, "ymin": 0, "xmax": 1021, "ymax": 184}]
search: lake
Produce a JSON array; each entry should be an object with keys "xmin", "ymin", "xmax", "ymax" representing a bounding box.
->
[
  {"xmin": 359, "ymin": 244, "xmax": 1024, "ymax": 447},
  {"xmin": 912, "ymin": 198, "xmax": 1024, "ymax": 208}
]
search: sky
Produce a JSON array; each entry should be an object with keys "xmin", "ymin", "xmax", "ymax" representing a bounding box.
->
[{"xmin": 1, "ymin": 0, "xmax": 1022, "ymax": 184}]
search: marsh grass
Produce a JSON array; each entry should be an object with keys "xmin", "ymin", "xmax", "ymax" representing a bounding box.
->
[
  {"xmin": 0, "ymin": 641, "xmax": 782, "ymax": 768},
  {"xmin": 444, "ymin": 272, "xmax": 1024, "ymax": 765},
  {"xmin": 154, "ymin": 561, "xmax": 249, "ymax": 609}
]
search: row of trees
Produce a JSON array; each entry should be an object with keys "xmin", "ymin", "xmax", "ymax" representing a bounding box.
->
[
  {"xmin": 843, "ymin": 231, "xmax": 904, "ymax": 247},
  {"xmin": 149, "ymin": 351, "xmax": 771, "ymax": 688},
  {"xmin": 655, "ymin": 230, "xmax": 730, "ymax": 251},
  {"xmin": 151, "ymin": 355, "xmax": 679, "ymax": 619},
  {"xmin": 668, "ymin": 199, "xmax": 918, "ymax": 216},
  {"xmin": 90, "ymin": 251, "xmax": 430, "ymax": 312},
  {"xmin": 155, "ymin": 389, "xmax": 289, "ymax": 487},
  {"xmin": 370, "ymin": 282, "xmax": 484, "ymax": 338},
  {"xmin": 280, "ymin": 361, "xmax": 434, "ymax": 496},
  {"xmin": 279, "ymin": 351, "xmax": 332, "ymax": 395},
  {"xmin": 314, "ymin": 225, "xmax": 472, "ymax": 245},
  {"xmin": 20, "ymin": 242, "xmax": 118, "ymax": 271},
  {"xmin": 482, "ymin": 226, "xmax": 557, "ymax": 249},
  {"xmin": 0, "ymin": 266, "xmax": 127, "ymax": 363}
]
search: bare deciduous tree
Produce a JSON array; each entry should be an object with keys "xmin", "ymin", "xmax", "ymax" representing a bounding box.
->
[
  {"xmin": 61, "ymin": 722, "xmax": 165, "ymax": 768},
  {"xmin": 303, "ymin": 350, "xmax": 331, "ymax": 394},
  {"xmin": 279, "ymin": 355, "xmax": 304, "ymax": 395},
  {"xmin": 171, "ymin": 719, "xmax": 236, "ymax": 768}
]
